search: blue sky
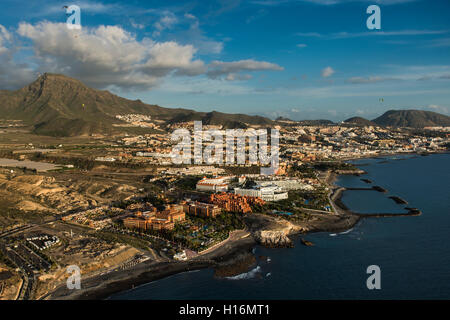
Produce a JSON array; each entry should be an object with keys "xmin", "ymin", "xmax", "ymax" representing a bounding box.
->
[{"xmin": 0, "ymin": 0, "xmax": 449, "ymax": 121}]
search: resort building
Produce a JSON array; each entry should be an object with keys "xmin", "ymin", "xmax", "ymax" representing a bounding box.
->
[
  {"xmin": 234, "ymin": 184, "xmax": 288, "ymax": 202},
  {"xmin": 209, "ymin": 192, "xmax": 265, "ymax": 214},
  {"xmin": 196, "ymin": 176, "xmax": 230, "ymax": 192},
  {"xmin": 182, "ymin": 200, "xmax": 222, "ymax": 218},
  {"xmin": 123, "ymin": 204, "xmax": 185, "ymax": 231},
  {"xmin": 256, "ymin": 179, "xmax": 314, "ymax": 192}
]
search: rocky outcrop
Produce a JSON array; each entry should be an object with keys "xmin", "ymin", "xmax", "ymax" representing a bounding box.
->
[
  {"xmin": 244, "ymin": 213, "xmax": 305, "ymax": 248},
  {"xmin": 253, "ymin": 230, "xmax": 293, "ymax": 248},
  {"xmin": 300, "ymin": 238, "xmax": 314, "ymax": 246}
]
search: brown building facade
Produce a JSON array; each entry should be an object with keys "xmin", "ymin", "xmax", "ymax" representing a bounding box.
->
[
  {"xmin": 209, "ymin": 192, "xmax": 265, "ymax": 214},
  {"xmin": 123, "ymin": 204, "xmax": 185, "ymax": 231},
  {"xmin": 182, "ymin": 201, "xmax": 222, "ymax": 218}
]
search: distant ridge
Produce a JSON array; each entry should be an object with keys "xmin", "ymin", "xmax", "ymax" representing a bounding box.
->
[
  {"xmin": 1, "ymin": 74, "xmax": 449, "ymax": 136},
  {"xmin": 296, "ymin": 119, "xmax": 334, "ymax": 126},
  {"xmin": 275, "ymin": 116, "xmax": 294, "ymax": 122},
  {"xmin": 0, "ymin": 73, "xmax": 273, "ymax": 136},
  {"xmin": 344, "ymin": 116, "xmax": 377, "ymax": 126},
  {"xmin": 372, "ymin": 110, "xmax": 450, "ymax": 128}
]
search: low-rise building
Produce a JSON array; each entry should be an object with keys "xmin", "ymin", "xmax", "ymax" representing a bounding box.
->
[
  {"xmin": 182, "ymin": 201, "xmax": 222, "ymax": 218},
  {"xmin": 234, "ymin": 183, "xmax": 288, "ymax": 202},
  {"xmin": 196, "ymin": 176, "xmax": 229, "ymax": 192},
  {"xmin": 123, "ymin": 204, "xmax": 185, "ymax": 231}
]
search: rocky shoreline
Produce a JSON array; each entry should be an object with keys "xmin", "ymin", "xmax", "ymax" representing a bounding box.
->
[
  {"xmin": 44, "ymin": 167, "xmax": 364, "ymax": 300},
  {"xmin": 41, "ymin": 151, "xmax": 447, "ymax": 300},
  {"xmin": 45, "ymin": 206, "xmax": 360, "ymax": 300}
]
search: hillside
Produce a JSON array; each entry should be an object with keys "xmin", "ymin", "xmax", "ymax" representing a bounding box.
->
[
  {"xmin": 296, "ymin": 119, "xmax": 334, "ymax": 126},
  {"xmin": 0, "ymin": 73, "xmax": 273, "ymax": 136},
  {"xmin": 344, "ymin": 117, "xmax": 377, "ymax": 126},
  {"xmin": 372, "ymin": 110, "xmax": 450, "ymax": 128}
]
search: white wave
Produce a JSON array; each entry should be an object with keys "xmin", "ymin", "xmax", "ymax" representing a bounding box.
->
[
  {"xmin": 226, "ymin": 266, "xmax": 261, "ymax": 280},
  {"xmin": 185, "ymin": 269, "xmax": 200, "ymax": 274},
  {"xmin": 339, "ymin": 228, "xmax": 353, "ymax": 235},
  {"xmin": 266, "ymin": 273, "xmax": 271, "ymax": 277},
  {"xmin": 329, "ymin": 233, "xmax": 337, "ymax": 237},
  {"xmin": 267, "ymin": 257, "xmax": 271, "ymax": 263}
]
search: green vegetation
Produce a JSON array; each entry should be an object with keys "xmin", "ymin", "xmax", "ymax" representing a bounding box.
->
[
  {"xmin": 119, "ymin": 212, "xmax": 245, "ymax": 252},
  {"xmin": 174, "ymin": 176, "xmax": 203, "ymax": 190},
  {"xmin": 253, "ymin": 188, "xmax": 331, "ymax": 218},
  {"xmin": 288, "ymin": 164, "xmax": 317, "ymax": 178},
  {"xmin": 170, "ymin": 213, "xmax": 244, "ymax": 251}
]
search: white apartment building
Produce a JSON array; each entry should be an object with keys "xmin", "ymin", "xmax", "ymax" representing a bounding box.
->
[{"xmin": 234, "ymin": 185, "xmax": 288, "ymax": 202}]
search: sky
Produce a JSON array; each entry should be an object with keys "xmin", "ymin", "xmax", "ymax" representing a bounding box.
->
[{"xmin": 0, "ymin": 0, "xmax": 449, "ymax": 121}]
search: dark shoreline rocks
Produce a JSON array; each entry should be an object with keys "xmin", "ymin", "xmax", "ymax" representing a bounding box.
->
[
  {"xmin": 300, "ymin": 238, "xmax": 314, "ymax": 246},
  {"xmin": 372, "ymin": 185, "xmax": 388, "ymax": 193},
  {"xmin": 389, "ymin": 196, "xmax": 408, "ymax": 205}
]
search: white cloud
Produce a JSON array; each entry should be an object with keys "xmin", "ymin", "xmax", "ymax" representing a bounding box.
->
[
  {"xmin": 428, "ymin": 37, "xmax": 450, "ymax": 47},
  {"xmin": 17, "ymin": 21, "xmax": 205, "ymax": 90},
  {"xmin": 253, "ymin": 0, "xmax": 419, "ymax": 6},
  {"xmin": 207, "ymin": 59, "xmax": 284, "ymax": 79},
  {"xmin": 176, "ymin": 13, "xmax": 224, "ymax": 54},
  {"xmin": 295, "ymin": 32, "xmax": 322, "ymax": 37},
  {"xmin": 142, "ymin": 41, "xmax": 206, "ymax": 76},
  {"xmin": 153, "ymin": 12, "xmax": 178, "ymax": 37},
  {"xmin": 184, "ymin": 13, "xmax": 196, "ymax": 20},
  {"xmin": 331, "ymin": 30, "xmax": 448, "ymax": 39},
  {"xmin": 10, "ymin": 21, "xmax": 283, "ymax": 90},
  {"xmin": 321, "ymin": 66, "xmax": 334, "ymax": 78},
  {"xmin": 0, "ymin": 24, "xmax": 35, "ymax": 89},
  {"xmin": 296, "ymin": 43, "xmax": 307, "ymax": 48},
  {"xmin": 225, "ymin": 73, "xmax": 253, "ymax": 81},
  {"xmin": 39, "ymin": 1, "xmax": 122, "ymax": 16},
  {"xmin": 296, "ymin": 30, "xmax": 448, "ymax": 39},
  {"xmin": 347, "ymin": 76, "xmax": 398, "ymax": 84},
  {"xmin": 425, "ymin": 104, "xmax": 449, "ymax": 115},
  {"xmin": 130, "ymin": 20, "xmax": 145, "ymax": 30}
]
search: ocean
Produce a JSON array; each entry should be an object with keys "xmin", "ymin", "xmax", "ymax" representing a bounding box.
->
[{"xmin": 111, "ymin": 153, "xmax": 450, "ymax": 299}]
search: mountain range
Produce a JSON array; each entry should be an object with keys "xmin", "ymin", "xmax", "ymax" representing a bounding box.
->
[
  {"xmin": 0, "ymin": 73, "xmax": 449, "ymax": 136},
  {"xmin": 344, "ymin": 110, "xmax": 450, "ymax": 128}
]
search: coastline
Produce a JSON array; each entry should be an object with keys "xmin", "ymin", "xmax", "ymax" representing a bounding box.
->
[
  {"xmin": 44, "ymin": 151, "xmax": 442, "ymax": 300},
  {"xmin": 44, "ymin": 177, "xmax": 360, "ymax": 301},
  {"xmin": 44, "ymin": 233, "xmax": 256, "ymax": 300}
]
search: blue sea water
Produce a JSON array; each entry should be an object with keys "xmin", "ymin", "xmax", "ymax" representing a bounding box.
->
[{"xmin": 111, "ymin": 153, "xmax": 450, "ymax": 299}]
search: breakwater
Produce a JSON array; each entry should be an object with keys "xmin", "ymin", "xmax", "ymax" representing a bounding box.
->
[
  {"xmin": 346, "ymin": 185, "xmax": 388, "ymax": 193},
  {"xmin": 389, "ymin": 196, "xmax": 408, "ymax": 205},
  {"xmin": 355, "ymin": 208, "xmax": 422, "ymax": 218}
]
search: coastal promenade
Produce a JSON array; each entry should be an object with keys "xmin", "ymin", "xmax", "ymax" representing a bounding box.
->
[{"xmin": 198, "ymin": 230, "xmax": 250, "ymax": 256}]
